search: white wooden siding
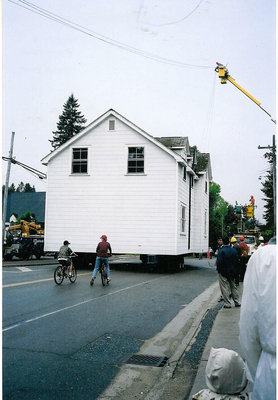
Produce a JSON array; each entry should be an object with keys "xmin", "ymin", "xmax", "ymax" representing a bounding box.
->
[{"xmin": 44, "ymin": 117, "xmax": 178, "ymax": 255}]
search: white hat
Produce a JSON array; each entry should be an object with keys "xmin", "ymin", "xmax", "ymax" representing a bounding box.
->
[{"xmin": 206, "ymin": 348, "xmax": 247, "ymax": 394}]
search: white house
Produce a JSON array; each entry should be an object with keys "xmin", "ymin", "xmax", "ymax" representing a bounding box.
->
[{"xmin": 41, "ymin": 109, "xmax": 212, "ymax": 269}]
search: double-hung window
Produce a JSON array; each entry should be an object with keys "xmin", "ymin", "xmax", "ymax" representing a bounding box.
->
[
  {"xmin": 127, "ymin": 147, "xmax": 144, "ymax": 173},
  {"xmin": 72, "ymin": 148, "xmax": 88, "ymax": 174},
  {"xmin": 181, "ymin": 205, "xmax": 186, "ymax": 234}
]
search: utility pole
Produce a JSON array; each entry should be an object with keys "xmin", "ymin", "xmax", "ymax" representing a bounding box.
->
[
  {"xmin": 258, "ymin": 134, "xmax": 276, "ymax": 233},
  {"xmin": 2, "ymin": 132, "xmax": 15, "ymax": 240}
]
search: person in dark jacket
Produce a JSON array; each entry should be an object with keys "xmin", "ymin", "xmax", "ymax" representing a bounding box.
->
[
  {"xmin": 238, "ymin": 236, "xmax": 249, "ymax": 281},
  {"xmin": 230, "ymin": 236, "xmax": 241, "ymax": 285},
  {"xmin": 216, "ymin": 236, "xmax": 241, "ymax": 309},
  {"xmin": 90, "ymin": 235, "xmax": 112, "ymax": 286}
]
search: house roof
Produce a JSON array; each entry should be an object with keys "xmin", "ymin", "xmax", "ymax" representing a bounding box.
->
[
  {"xmin": 155, "ymin": 136, "xmax": 190, "ymax": 151},
  {"xmin": 41, "ymin": 109, "xmax": 188, "ymax": 167},
  {"xmin": 41, "ymin": 109, "xmax": 211, "ymax": 179},
  {"xmin": 3, "ymin": 192, "xmax": 46, "ymax": 223},
  {"xmin": 196, "ymin": 152, "xmax": 212, "ymax": 179}
]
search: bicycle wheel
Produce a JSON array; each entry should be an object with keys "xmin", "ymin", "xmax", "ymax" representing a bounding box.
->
[
  {"xmin": 54, "ymin": 266, "xmax": 64, "ymax": 285},
  {"xmin": 69, "ymin": 267, "xmax": 77, "ymax": 283},
  {"xmin": 100, "ymin": 264, "xmax": 106, "ymax": 286}
]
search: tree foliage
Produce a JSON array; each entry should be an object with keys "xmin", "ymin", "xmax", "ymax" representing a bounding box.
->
[
  {"xmin": 260, "ymin": 151, "xmax": 275, "ymax": 233},
  {"xmin": 50, "ymin": 94, "xmax": 87, "ymax": 150},
  {"xmin": 209, "ymin": 182, "xmax": 228, "ymax": 249},
  {"xmin": 18, "ymin": 211, "xmax": 35, "ymax": 222},
  {"xmin": 2, "ymin": 182, "xmax": 35, "ymax": 194}
]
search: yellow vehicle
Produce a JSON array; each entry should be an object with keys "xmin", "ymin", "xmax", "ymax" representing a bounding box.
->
[
  {"xmin": 3, "ymin": 220, "xmax": 44, "ymax": 261},
  {"xmin": 8, "ymin": 220, "xmax": 44, "ymax": 237}
]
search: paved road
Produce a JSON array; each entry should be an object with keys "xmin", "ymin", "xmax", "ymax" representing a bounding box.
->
[{"xmin": 3, "ymin": 258, "xmax": 217, "ymax": 400}]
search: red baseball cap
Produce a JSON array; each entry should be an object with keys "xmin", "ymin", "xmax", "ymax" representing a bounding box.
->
[{"xmin": 100, "ymin": 235, "xmax": 107, "ymax": 240}]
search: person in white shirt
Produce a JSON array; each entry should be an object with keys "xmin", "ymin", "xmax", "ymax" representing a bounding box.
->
[{"xmin": 239, "ymin": 244, "xmax": 276, "ymax": 400}]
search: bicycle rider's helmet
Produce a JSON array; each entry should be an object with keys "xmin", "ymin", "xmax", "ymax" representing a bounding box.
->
[{"xmin": 100, "ymin": 235, "xmax": 107, "ymax": 240}]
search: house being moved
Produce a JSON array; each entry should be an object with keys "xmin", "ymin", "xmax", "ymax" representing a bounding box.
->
[{"xmin": 41, "ymin": 109, "xmax": 212, "ymax": 269}]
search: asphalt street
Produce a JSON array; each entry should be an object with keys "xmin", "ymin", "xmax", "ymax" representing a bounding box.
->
[{"xmin": 3, "ymin": 257, "xmax": 218, "ymax": 400}]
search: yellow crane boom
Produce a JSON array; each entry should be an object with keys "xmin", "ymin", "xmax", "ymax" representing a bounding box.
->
[{"xmin": 215, "ymin": 62, "xmax": 276, "ymax": 124}]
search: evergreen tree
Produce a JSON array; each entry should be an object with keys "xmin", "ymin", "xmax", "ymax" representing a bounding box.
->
[
  {"xmin": 16, "ymin": 182, "xmax": 25, "ymax": 192},
  {"xmin": 261, "ymin": 151, "xmax": 275, "ymax": 231},
  {"xmin": 2, "ymin": 183, "xmax": 16, "ymax": 194},
  {"xmin": 50, "ymin": 94, "xmax": 87, "ymax": 150},
  {"xmin": 24, "ymin": 183, "xmax": 36, "ymax": 192}
]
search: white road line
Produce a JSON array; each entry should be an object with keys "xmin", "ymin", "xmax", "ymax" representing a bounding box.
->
[
  {"xmin": 3, "ymin": 276, "xmax": 164, "ymax": 332},
  {"xmin": 17, "ymin": 267, "xmax": 32, "ymax": 272},
  {"xmin": 2, "ymin": 273, "xmax": 91, "ymax": 288}
]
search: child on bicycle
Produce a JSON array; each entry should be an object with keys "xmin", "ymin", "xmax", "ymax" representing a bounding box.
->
[
  {"xmin": 90, "ymin": 235, "xmax": 112, "ymax": 286},
  {"xmin": 58, "ymin": 240, "xmax": 76, "ymax": 277}
]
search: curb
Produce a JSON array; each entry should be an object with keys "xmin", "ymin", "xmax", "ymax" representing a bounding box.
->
[{"xmin": 97, "ymin": 281, "xmax": 220, "ymax": 400}]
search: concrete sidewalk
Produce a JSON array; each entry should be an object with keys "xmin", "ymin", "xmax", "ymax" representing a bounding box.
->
[{"xmin": 188, "ymin": 283, "xmax": 253, "ymax": 398}]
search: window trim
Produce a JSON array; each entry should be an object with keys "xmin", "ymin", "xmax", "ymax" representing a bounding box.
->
[
  {"xmin": 109, "ymin": 119, "xmax": 115, "ymax": 131},
  {"xmin": 183, "ymin": 166, "xmax": 187, "ymax": 181},
  {"xmin": 126, "ymin": 145, "xmax": 145, "ymax": 175},
  {"xmin": 204, "ymin": 209, "xmax": 208, "ymax": 238},
  {"xmin": 180, "ymin": 203, "xmax": 186, "ymax": 235},
  {"xmin": 70, "ymin": 146, "xmax": 90, "ymax": 175}
]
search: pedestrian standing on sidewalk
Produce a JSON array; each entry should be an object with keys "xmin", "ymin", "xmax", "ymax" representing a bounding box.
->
[
  {"xmin": 238, "ymin": 236, "xmax": 249, "ymax": 281},
  {"xmin": 216, "ymin": 236, "xmax": 241, "ymax": 309},
  {"xmin": 239, "ymin": 244, "xmax": 276, "ymax": 400},
  {"xmin": 215, "ymin": 236, "xmax": 224, "ymax": 302},
  {"xmin": 230, "ymin": 237, "xmax": 241, "ymax": 285},
  {"xmin": 215, "ymin": 236, "xmax": 223, "ymax": 256},
  {"xmin": 192, "ymin": 347, "xmax": 250, "ymax": 399},
  {"xmin": 90, "ymin": 235, "xmax": 112, "ymax": 286}
]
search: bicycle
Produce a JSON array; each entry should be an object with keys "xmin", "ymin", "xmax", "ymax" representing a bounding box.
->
[
  {"xmin": 54, "ymin": 256, "xmax": 77, "ymax": 285},
  {"xmin": 99, "ymin": 258, "xmax": 109, "ymax": 286}
]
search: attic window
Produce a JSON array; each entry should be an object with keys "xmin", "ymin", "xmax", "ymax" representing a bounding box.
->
[
  {"xmin": 72, "ymin": 148, "xmax": 88, "ymax": 174},
  {"xmin": 109, "ymin": 120, "xmax": 115, "ymax": 130}
]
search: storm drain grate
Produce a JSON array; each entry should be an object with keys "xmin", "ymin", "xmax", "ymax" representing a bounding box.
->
[{"xmin": 122, "ymin": 354, "xmax": 168, "ymax": 367}]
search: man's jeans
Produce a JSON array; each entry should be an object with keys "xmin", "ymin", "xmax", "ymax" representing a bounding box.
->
[{"xmin": 92, "ymin": 257, "xmax": 110, "ymax": 278}]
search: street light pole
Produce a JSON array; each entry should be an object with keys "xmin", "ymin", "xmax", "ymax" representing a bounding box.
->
[{"xmin": 2, "ymin": 132, "xmax": 15, "ymax": 240}]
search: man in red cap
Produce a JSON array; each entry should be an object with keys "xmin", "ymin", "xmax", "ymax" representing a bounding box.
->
[
  {"xmin": 239, "ymin": 236, "xmax": 249, "ymax": 281},
  {"xmin": 90, "ymin": 235, "xmax": 112, "ymax": 285}
]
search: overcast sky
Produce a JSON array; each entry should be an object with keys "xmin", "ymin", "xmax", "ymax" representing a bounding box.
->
[{"xmin": 2, "ymin": 0, "xmax": 276, "ymax": 223}]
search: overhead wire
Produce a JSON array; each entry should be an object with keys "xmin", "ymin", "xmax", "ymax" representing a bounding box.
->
[
  {"xmin": 201, "ymin": 71, "xmax": 217, "ymax": 151},
  {"xmin": 138, "ymin": 0, "xmax": 205, "ymax": 27},
  {"xmin": 8, "ymin": 0, "xmax": 212, "ymax": 70},
  {"xmin": 2, "ymin": 157, "xmax": 47, "ymax": 179}
]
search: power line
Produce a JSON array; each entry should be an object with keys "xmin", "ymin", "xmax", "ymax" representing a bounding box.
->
[
  {"xmin": 139, "ymin": 0, "xmax": 205, "ymax": 27},
  {"xmin": 2, "ymin": 157, "xmax": 47, "ymax": 180},
  {"xmin": 8, "ymin": 0, "xmax": 212, "ymax": 70}
]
